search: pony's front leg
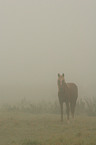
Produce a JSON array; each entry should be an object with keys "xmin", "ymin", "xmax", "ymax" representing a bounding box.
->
[
  {"xmin": 66, "ymin": 102, "xmax": 70, "ymax": 121},
  {"xmin": 60, "ymin": 103, "xmax": 63, "ymax": 122}
]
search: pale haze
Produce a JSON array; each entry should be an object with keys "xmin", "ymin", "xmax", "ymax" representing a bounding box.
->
[{"xmin": 0, "ymin": 0, "xmax": 96, "ymax": 104}]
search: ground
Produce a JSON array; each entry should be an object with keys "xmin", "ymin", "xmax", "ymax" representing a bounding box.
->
[{"xmin": 0, "ymin": 111, "xmax": 96, "ymax": 145}]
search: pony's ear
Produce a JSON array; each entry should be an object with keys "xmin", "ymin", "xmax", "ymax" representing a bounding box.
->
[
  {"xmin": 58, "ymin": 73, "xmax": 60, "ymax": 77},
  {"xmin": 62, "ymin": 73, "xmax": 64, "ymax": 77}
]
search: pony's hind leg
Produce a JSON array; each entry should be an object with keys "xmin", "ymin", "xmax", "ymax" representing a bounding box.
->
[{"xmin": 70, "ymin": 102, "xmax": 76, "ymax": 119}]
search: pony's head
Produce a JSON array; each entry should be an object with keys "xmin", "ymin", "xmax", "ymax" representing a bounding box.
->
[{"xmin": 58, "ymin": 73, "xmax": 65, "ymax": 88}]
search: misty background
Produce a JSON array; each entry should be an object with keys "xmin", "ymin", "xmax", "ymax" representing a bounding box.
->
[{"xmin": 0, "ymin": 0, "xmax": 96, "ymax": 105}]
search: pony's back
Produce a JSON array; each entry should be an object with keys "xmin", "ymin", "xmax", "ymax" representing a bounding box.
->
[{"xmin": 67, "ymin": 83, "xmax": 78, "ymax": 103}]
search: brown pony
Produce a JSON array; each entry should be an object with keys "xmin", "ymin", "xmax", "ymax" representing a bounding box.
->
[{"xmin": 57, "ymin": 73, "xmax": 78, "ymax": 121}]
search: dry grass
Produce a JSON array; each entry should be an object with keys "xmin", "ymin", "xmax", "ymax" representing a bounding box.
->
[{"xmin": 0, "ymin": 111, "xmax": 96, "ymax": 145}]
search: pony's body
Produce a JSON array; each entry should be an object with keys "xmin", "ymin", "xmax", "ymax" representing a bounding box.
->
[{"xmin": 57, "ymin": 74, "xmax": 78, "ymax": 121}]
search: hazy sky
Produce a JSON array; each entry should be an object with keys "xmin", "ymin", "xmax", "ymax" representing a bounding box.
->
[{"xmin": 0, "ymin": 0, "xmax": 96, "ymax": 103}]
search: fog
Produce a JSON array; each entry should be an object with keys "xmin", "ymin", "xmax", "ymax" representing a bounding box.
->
[{"xmin": 0, "ymin": 0, "xmax": 96, "ymax": 104}]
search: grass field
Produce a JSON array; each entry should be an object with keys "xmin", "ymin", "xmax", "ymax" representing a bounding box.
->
[{"xmin": 0, "ymin": 111, "xmax": 96, "ymax": 145}]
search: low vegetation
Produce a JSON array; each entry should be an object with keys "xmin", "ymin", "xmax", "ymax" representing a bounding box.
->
[{"xmin": 1, "ymin": 97, "xmax": 96, "ymax": 116}]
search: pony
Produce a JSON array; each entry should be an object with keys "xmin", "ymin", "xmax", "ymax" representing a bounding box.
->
[{"xmin": 57, "ymin": 73, "xmax": 78, "ymax": 121}]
